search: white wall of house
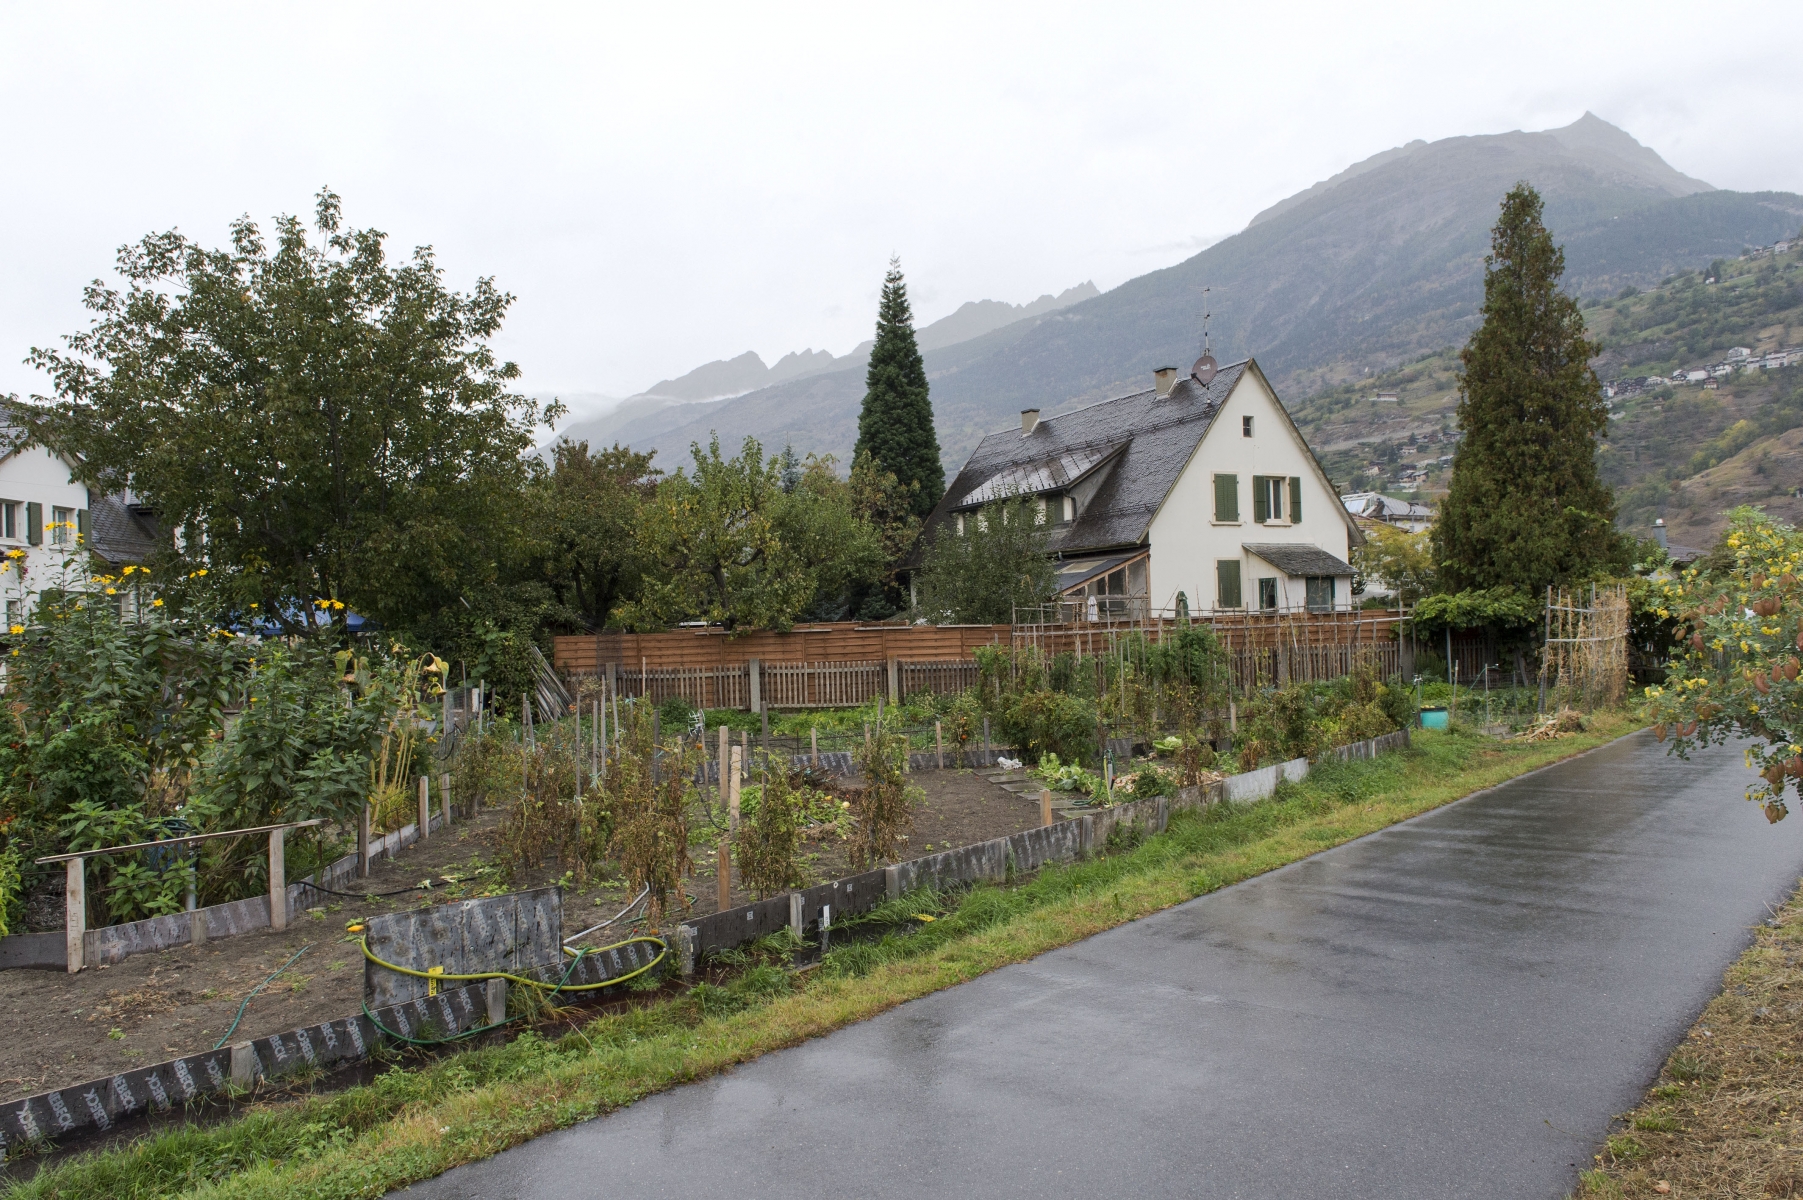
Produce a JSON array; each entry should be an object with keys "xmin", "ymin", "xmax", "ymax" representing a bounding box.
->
[
  {"xmin": 1145, "ymin": 369, "xmax": 1357, "ymax": 613},
  {"xmin": 0, "ymin": 444, "xmax": 91, "ymax": 625}
]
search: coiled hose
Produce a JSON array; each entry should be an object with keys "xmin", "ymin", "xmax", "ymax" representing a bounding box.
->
[{"xmin": 357, "ymin": 933, "xmax": 668, "ymax": 1046}]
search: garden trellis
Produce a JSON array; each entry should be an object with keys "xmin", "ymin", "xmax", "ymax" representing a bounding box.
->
[{"xmin": 1541, "ymin": 583, "xmax": 1629, "ymax": 711}]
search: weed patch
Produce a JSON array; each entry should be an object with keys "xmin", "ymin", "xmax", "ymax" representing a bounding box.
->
[{"xmin": 1573, "ymin": 867, "xmax": 1803, "ymax": 1198}]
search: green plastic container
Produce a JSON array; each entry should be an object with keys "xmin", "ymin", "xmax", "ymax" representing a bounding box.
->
[{"xmin": 1419, "ymin": 707, "xmax": 1449, "ymax": 730}]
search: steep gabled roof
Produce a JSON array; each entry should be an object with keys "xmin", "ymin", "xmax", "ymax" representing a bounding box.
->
[
  {"xmin": 919, "ymin": 361, "xmax": 1249, "ymax": 561},
  {"xmin": 88, "ymin": 493, "xmax": 159, "ymax": 567}
]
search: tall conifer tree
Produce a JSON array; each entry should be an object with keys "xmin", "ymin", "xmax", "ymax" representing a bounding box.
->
[
  {"xmin": 1433, "ymin": 184, "xmax": 1623, "ymax": 596},
  {"xmin": 854, "ymin": 258, "xmax": 943, "ymax": 519}
]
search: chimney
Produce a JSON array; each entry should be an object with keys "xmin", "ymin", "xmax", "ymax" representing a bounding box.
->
[
  {"xmin": 1154, "ymin": 366, "xmax": 1178, "ymax": 397},
  {"xmin": 1653, "ymin": 517, "xmax": 1669, "ymax": 549},
  {"xmin": 1021, "ymin": 409, "xmax": 1040, "ymax": 435}
]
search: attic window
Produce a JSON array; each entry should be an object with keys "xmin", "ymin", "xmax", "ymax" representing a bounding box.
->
[{"xmin": 1242, "ymin": 415, "xmax": 1254, "ymax": 437}]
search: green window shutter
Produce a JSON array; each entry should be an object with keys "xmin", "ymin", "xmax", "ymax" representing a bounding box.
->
[
  {"xmin": 1213, "ymin": 473, "xmax": 1238, "ymax": 521},
  {"xmin": 25, "ymin": 502, "xmax": 41, "ymax": 546},
  {"xmin": 1289, "ymin": 476, "xmax": 1302, "ymax": 523},
  {"xmin": 77, "ymin": 509, "xmax": 90, "ymax": 543},
  {"xmin": 1216, "ymin": 560, "xmax": 1242, "ymax": 608},
  {"xmin": 1252, "ymin": 476, "xmax": 1269, "ymax": 523}
]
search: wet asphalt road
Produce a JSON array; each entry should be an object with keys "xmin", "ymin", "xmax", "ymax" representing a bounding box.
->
[{"xmin": 400, "ymin": 731, "xmax": 1803, "ymax": 1199}]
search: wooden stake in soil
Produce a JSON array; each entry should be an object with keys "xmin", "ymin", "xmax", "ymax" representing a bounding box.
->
[
  {"xmin": 440, "ymin": 772, "xmax": 452, "ymax": 825},
  {"xmin": 718, "ymin": 744, "xmax": 743, "ymax": 912},
  {"xmin": 811, "ymin": 726, "xmax": 818, "ymax": 767},
  {"xmin": 268, "ymin": 827, "xmax": 287, "ymax": 932},
  {"xmin": 1040, "ymin": 789, "xmax": 1054, "ymax": 827},
  {"xmin": 418, "ymin": 775, "xmax": 431, "ymax": 838},
  {"xmin": 936, "ymin": 720, "xmax": 943, "ymax": 769},
  {"xmin": 64, "ymin": 858, "xmax": 84, "ymax": 974},
  {"xmin": 357, "ymin": 804, "xmax": 371, "ymax": 877},
  {"xmin": 717, "ymin": 724, "xmax": 729, "ymax": 814}
]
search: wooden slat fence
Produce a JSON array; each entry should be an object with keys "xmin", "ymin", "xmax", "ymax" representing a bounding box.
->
[
  {"xmin": 900, "ymin": 659, "xmax": 980, "ymax": 697},
  {"xmin": 1220, "ymin": 642, "xmax": 1400, "ymax": 693},
  {"xmin": 613, "ymin": 665, "xmax": 751, "ymax": 709},
  {"xmin": 762, "ymin": 661, "xmax": 886, "ymax": 708}
]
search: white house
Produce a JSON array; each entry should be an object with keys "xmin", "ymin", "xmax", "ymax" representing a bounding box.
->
[
  {"xmin": 0, "ymin": 410, "xmax": 157, "ymax": 624},
  {"xmin": 917, "ymin": 357, "xmax": 1363, "ymax": 618}
]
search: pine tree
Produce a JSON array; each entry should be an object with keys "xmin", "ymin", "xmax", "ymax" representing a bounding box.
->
[
  {"xmin": 1433, "ymin": 184, "xmax": 1625, "ymax": 596},
  {"xmin": 854, "ymin": 258, "xmax": 943, "ymax": 519}
]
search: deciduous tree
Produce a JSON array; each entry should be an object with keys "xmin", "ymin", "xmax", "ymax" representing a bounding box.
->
[{"xmin": 31, "ymin": 189, "xmax": 557, "ymax": 638}]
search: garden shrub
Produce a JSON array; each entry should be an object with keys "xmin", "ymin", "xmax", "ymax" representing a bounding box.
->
[
  {"xmin": 849, "ymin": 715, "xmax": 918, "ymax": 868},
  {"xmin": 736, "ymin": 761, "xmax": 812, "ymax": 898},
  {"xmin": 0, "ymin": 571, "xmax": 414, "ymax": 924}
]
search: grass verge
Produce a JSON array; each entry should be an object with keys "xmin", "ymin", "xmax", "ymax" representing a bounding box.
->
[
  {"xmin": 9, "ymin": 715, "xmax": 1640, "ymax": 1200},
  {"xmin": 1571, "ymin": 873, "xmax": 1803, "ymax": 1199}
]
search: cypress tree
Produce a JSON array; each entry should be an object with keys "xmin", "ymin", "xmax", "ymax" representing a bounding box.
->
[
  {"xmin": 854, "ymin": 258, "xmax": 943, "ymax": 519},
  {"xmin": 1434, "ymin": 184, "xmax": 1624, "ymax": 596}
]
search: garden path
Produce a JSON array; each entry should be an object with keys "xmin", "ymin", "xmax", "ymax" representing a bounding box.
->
[{"xmin": 401, "ymin": 731, "xmax": 1803, "ymax": 1200}]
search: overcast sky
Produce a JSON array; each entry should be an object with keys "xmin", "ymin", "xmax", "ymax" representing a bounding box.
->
[{"xmin": 1, "ymin": 1, "xmax": 1799, "ymax": 423}]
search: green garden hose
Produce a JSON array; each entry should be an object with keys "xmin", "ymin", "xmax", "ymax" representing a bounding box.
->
[{"xmin": 214, "ymin": 944, "xmax": 313, "ymax": 1050}]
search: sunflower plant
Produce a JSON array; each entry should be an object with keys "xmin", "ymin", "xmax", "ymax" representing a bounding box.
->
[{"xmin": 1645, "ymin": 507, "xmax": 1803, "ymax": 823}]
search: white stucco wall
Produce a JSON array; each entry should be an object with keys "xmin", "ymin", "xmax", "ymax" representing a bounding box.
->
[
  {"xmin": 1145, "ymin": 368, "xmax": 1356, "ymax": 613},
  {"xmin": 0, "ymin": 444, "xmax": 92, "ymax": 622}
]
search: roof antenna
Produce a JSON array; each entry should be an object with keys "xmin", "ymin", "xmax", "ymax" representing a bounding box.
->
[{"xmin": 1191, "ymin": 288, "xmax": 1217, "ymax": 385}]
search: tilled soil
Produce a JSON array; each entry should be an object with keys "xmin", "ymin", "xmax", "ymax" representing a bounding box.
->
[
  {"xmin": 684, "ymin": 766, "xmax": 1048, "ymax": 916},
  {"xmin": 0, "ymin": 807, "xmax": 545, "ymax": 1103},
  {"xmin": 0, "ymin": 767, "xmax": 1045, "ymax": 1101}
]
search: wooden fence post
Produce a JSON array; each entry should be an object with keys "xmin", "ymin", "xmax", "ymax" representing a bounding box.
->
[
  {"xmin": 888, "ymin": 658, "xmax": 899, "ymax": 705},
  {"xmin": 64, "ymin": 858, "xmax": 85, "ymax": 974},
  {"xmin": 418, "ymin": 775, "xmax": 431, "ymax": 837},
  {"xmin": 936, "ymin": 721, "xmax": 944, "ymax": 769},
  {"xmin": 1040, "ymin": 789, "xmax": 1054, "ymax": 827},
  {"xmin": 440, "ymin": 772, "xmax": 452, "ymax": 825},
  {"xmin": 748, "ymin": 658, "xmax": 761, "ymax": 715},
  {"xmin": 268, "ymin": 827, "xmax": 287, "ymax": 932}
]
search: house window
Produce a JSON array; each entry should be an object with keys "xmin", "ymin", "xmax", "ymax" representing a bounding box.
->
[
  {"xmin": 1305, "ymin": 576, "xmax": 1335, "ymax": 613},
  {"xmin": 1242, "ymin": 415, "xmax": 1254, "ymax": 437},
  {"xmin": 1212, "ymin": 474, "xmax": 1239, "ymax": 522},
  {"xmin": 1216, "ymin": 560, "xmax": 1242, "ymax": 608},
  {"xmin": 4, "ymin": 600, "xmax": 18, "ymax": 628},
  {"xmin": 1258, "ymin": 577, "xmax": 1279, "ymax": 611},
  {"xmin": 955, "ymin": 514, "xmax": 966, "ymax": 536},
  {"xmin": 51, "ymin": 507, "xmax": 73, "ymax": 546},
  {"xmin": 1289, "ymin": 477, "xmax": 1302, "ymax": 524},
  {"xmin": 1252, "ymin": 476, "xmax": 1286, "ymax": 523},
  {"xmin": 0, "ymin": 502, "xmax": 13, "ymax": 540}
]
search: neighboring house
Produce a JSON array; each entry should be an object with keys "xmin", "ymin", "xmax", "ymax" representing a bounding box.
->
[
  {"xmin": 916, "ymin": 357, "xmax": 1363, "ymax": 617},
  {"xmin": 0, "ymin": 408, "xmax": 156, "ymax": 623},
  {"xmin": 1341, "ymin": 491, "xmax": 1434, "ymax": 533},
  {"xmin": 1651, "ymin": 518, "xmax": 1701, "ymax": 567}
]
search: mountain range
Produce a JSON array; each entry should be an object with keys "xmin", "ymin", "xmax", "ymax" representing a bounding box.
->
[
  {"xmin": 556, "ymin": 113, "xmax": 1803, "ymax": 477},
  {"xmin": 554, "ymin": 283, "xmax": 1099, "ymax": 458}
]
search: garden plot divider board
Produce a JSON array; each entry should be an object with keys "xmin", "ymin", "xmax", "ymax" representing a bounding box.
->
[
  {"xmin": 364, "ymin": 887, "xmax": 562, "ymax": 1009},
  {"xmin": 0, "ymin": 983, "xmax": 490, "ymax": 1153}
]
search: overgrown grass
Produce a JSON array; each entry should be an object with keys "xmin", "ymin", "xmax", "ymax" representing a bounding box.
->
[
  {"xmin": 6, "ymin": 715, "xmax": 1639, "ymax": 1200},
  {"xmin": 1571, "ymin": 868, "xmax": 1803, "ymax": 1198}
]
